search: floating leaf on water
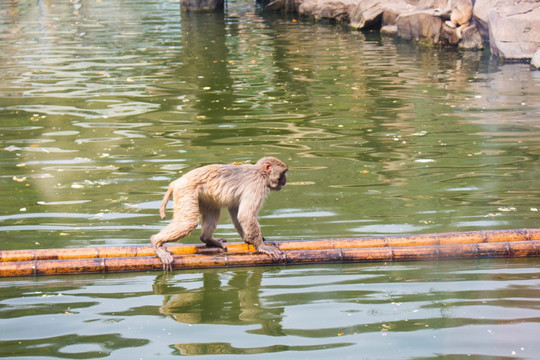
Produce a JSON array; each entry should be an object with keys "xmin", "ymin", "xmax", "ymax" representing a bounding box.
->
[
  {"xmin": 37, "ymin": 200, "xmax": 91, "ymax": 205},
  {"xmin": 4, "ymin": 145, "xmax": 21, "ymax": 152},
  {"xmin": 287, "ymin": 181, "xmax": 316, "ymax": 186},
  {"xmin": 92, "ymin": 213, "xmax": 105, "ymax": 220},
  {"xmin": 13, "ymin": 176, "xmax": 27, "ymax": 182},
  {"xmin": 498, "ymin": 207, "xmax": 516, "ymax": 212}
]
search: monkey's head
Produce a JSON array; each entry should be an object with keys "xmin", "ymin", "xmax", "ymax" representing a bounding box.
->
[{"xmin": 257, "ymin": 157, "xmax": 288, "ymax": 191}]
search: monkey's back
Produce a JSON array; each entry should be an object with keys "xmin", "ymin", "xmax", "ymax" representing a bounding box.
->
[{"xmin": 174, "ymin": 163, "xmax": 267, "ymax": 208}]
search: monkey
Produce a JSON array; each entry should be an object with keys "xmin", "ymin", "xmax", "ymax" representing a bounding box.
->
[
  {"xmin": 150, "ymin": 157, "xmax": 288, "ymax": 270},
  {"xmin": 433, "ymin": 0, "xmax": 473, "ymax": 39}
]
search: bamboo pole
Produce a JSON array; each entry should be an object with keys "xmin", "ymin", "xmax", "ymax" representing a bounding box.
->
[
  {"xmin": 0, "ymin": 240, "xmax": 538, "ymax": 277},
  {"xmin": 0, "ymin": 229, "xmax": 539, "ymax": 277},
  {"xmin": 2, "ymin": 228, "xmax": 539, "ymax": 263}
]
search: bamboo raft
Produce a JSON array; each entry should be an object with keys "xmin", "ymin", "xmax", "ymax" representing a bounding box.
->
[{"xmin": 1, "ymin": 228, "xmax": 539, "ymax": 277}]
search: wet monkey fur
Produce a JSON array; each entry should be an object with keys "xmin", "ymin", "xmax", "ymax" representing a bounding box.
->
[{"xmin": 151, "ymin": 157, "xmax": 288, "ymax": 270}]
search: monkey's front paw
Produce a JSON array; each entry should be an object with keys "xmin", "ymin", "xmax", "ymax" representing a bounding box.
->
[{"xmin": 257, "ymin": 245, "xmax": 282, "ymax": 261}]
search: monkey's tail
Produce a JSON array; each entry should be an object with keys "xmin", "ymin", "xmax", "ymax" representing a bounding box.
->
[{"xmin": 159, "ymin": 185, "xmax": 174, "ymax": 219}]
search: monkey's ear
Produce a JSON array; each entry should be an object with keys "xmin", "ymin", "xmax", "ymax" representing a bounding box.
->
[{"xmin": 263, "ymin": 162, "xmax": 272, "ymax": 173}]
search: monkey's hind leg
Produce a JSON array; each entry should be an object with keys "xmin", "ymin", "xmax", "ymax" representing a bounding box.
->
[
  {"xmin": 445, "ymin": 20, "xmax": 457, "ymax": 28},
  {"xmin": 455, "ymin": 23, "xmax": 469, "ymax": 39},
  {"xmin": 151, "ymin": 218, "xmax": 199, "ymax": 271},
  {"xmin": 200, "ymin": 206, "xmax": 227, "ymax": 252}
]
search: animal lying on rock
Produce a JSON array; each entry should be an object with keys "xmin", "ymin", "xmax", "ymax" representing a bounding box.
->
[{"xmin": 434, "ymin": 0, "xmax": 473, "ymax": 39}]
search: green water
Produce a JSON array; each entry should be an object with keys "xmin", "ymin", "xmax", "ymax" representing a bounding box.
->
[
  {"xmin": 1, "ymin": 0, "xmax": 540, "ymax": 358},
  {"xmin": 1, "ymin": 260, "xmax": 539, "ymax": 359}
]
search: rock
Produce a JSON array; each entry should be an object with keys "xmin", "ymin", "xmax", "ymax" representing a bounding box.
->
[
  {"xmin": 297, "ymin": 0, "xmax": 357, "ymax": 22},
  {"xmin": 440, "ymin": 20, "xmax": 460, "ymax": 45},
  {"xmin": 349, "ymin": 0, "xmax": 383, "ymax": 29},
  {"xmin": 350, "ymin": 0, "xmax": 416, "ymax": 30},
  {"xmin": 532, "ymin": 49, "xmax": 540, "ymax": 69},
  {"xmin": 415, "ymin": 0, "xmax": 451, "ymax": 11},
  {"xmin": 381, "ymin": 25, "xmax": 398, "ymax": 36},
  {"xmin": 258, "ymin": 0, "xmax": 536, "ymax": 56},
  {"xmin": 458, "ymin": 23, "xmax": 483, "ymax": 49},
  {"xmin": 472, "ymin": 0, "xmax": 499, "ymax": 40},
  {"xmin": 396, "ymin": 10, "xmax": 444, "ymax": 43},
  {"xmin": 395, "ymin": 5, "xmax": 482, "ymax": 47},
  {"xmin": 382, "ymin": 1, "xmax": 416, "ymax": 26},
  {"xmin": 488, "ymin": 2, "xmax": 540, "ymax": 61}
]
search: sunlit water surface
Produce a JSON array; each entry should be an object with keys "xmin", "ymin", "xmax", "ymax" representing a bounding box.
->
[
  {"xmin": 2, "ymin": 260, "xmax": 540, "ymax": 359},
  {"xmin": 1, "ymin": 0, "xmax": 540, "ymax": 358}
]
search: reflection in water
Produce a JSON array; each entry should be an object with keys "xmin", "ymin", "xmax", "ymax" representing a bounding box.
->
[
  {"xmin": 152, "ymin": 268, "xmax": 358, "ymax": 355},
  {"xmin": 152, "ymin": 269, "xmax": 354, "ymax": 355},
  {"xmin": 0, "ymin": 260, "xmax": 539, "ymax": 358},
  {"xmin": 146, "ymin": 261, "xmax": 540, "ymax": 358},
  {"xmin": 178, "ymin": 12, "xmax": 235, "ymax": 120},
  {"xmin": 154, "ymin": 269, "xmax": 283, "ymax": 330},
  {"xmin": 0, "ymin": 334, "xmax": 149, "ymax": 359}
]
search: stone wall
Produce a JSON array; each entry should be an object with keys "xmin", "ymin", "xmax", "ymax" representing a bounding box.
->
[{"xmin": 258, "ymin": 0, "xmax": 540, "ymax": 65}]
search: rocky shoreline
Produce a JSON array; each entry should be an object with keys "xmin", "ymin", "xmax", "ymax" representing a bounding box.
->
[{"xmin": 258, "ymin": 0, "xmax": 540, "ymax": 68}]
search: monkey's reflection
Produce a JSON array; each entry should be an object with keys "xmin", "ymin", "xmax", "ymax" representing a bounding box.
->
[{"xmin": 153, "ymin": 268, "xmax": 285, "ymax": 336}]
